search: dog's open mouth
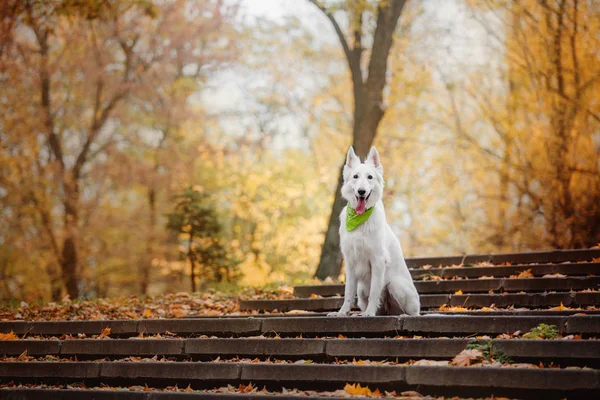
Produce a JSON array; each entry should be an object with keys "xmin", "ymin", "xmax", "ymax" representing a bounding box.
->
[{"xmin": 355, "ymin": 192, "xmax": 371, "ymax": 215}]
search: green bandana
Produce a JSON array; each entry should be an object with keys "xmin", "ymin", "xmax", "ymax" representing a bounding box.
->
[{"xmin": 346, "ymin": 204, "xmax": 375, "ymax": 231}]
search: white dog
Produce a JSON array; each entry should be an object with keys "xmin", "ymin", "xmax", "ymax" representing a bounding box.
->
[{"xmin": 329, "ymin": 146, "xmax": 420, "ymax": 317}]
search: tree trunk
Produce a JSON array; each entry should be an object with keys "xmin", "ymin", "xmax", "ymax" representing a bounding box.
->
[
  {"xmin": 188, "ymin": 235, "xmax": 196, "ymax": 292},
  {"xmin": 314, "ymin": 164, "xmax": 345, "ymax": 280},
  {"xmin": 311, "ymin": 0, "xmax": 405, "ymax": 280},
  {"xmin": 60, "ymin": 180, "xmax": 80, "ymax": 299},
  {"xmin": 46, "ymin": 262, "xmax": 63, "ymax": 301},
  {"xmin": 140, "ymin": 186, "xmax": 155, "ymax": 295}
]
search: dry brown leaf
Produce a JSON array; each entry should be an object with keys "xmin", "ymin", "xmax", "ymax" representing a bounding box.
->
[
  {"xmin": 542, "ymin": 273, "xmax": 567, "ymax": 278},
  {"xmin": 98, "ymin": 328, "xmax": 111, "ymax": 338},
  {"xmin": 171, "ymin": 309, "xmax": 189, "ymax": 318},
  {"xmin": 277, "ymin": 285, "xmax": 293, "ymax": 295},
  {"xmin": 413, "ymin": 359, "xmax": 450, "ymax": 366},
  {"xmin": 16, "ymin": 350, "xmax": 29, "ymax": 361},
  {"xmin": 451, "ymin": 349, "xmax": 483, "ymax": 366},
  {"xmin": 401, "ymin": 391, "xmax": 424, "ymax": 397}
]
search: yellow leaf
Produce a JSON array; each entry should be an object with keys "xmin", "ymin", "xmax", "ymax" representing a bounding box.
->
[
  {"xmin": 454, "ymin": 289, "xmax": 463, "ymax": 295},
  {"xmin": 550, "ymin": 302, "xmax": 567, "ymax": 310},
  {"xmin": 0, "ymin": 331, "xmax": 18, "ymax": 340},
  {"xmin": 99, "ymin": 327, "xmax": 111, "ymax": 338},
  {"xmin": 516, "ymin": 269, "xmax": 534, "ymax": 279},
  {"xmin": 143, "ymin": 309, "xmax": 152, "ymax": 318},
  {"xmin": 344, "ymin": 383, "xmax": 380, "ymax": 397}
]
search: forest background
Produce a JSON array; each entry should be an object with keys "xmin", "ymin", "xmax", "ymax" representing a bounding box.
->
[{"xmin": 1, "ymin": 0, "xmax": 599, "ymax": 302}]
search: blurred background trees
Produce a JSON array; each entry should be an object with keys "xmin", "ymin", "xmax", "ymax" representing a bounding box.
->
[{"xmin": 0, "ymin": 0, "xmax": 598, "ymax": 300}]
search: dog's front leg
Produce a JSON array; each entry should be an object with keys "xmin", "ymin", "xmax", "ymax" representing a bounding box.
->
[
  {"xmin": 362, "ymin": 255, "xmax": 385, "ymax": 316},
  {"xmin": 328, "ymin": 265, "xmax": 356, "ymax": 316}
]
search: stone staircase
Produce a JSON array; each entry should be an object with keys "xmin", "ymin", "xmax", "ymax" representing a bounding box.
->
[{"xmin": 1, "ymin": 249, "xmax": 599, "ymax": 399}]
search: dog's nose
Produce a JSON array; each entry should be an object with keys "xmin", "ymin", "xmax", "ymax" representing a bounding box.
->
[{"xmin": 357, "ymin": 189, "xmax": 366, "ymax": 196}]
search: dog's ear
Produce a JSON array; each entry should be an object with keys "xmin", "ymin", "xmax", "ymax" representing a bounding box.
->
[
  {"xmin": 343, "ymin": 146, "xmax": 360, "ymax": 181},
  {"xmin": 366, "ymin": 146, "xmax": 383, "ymax": 176},
  {"xmin": 345, "ymin": 146, "xmax": 360, "ymax": 168}
]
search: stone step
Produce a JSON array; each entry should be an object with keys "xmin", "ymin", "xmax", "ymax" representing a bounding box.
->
[
  {"xmin": 294, "ymin": 276, "xmax": 600, "ymax": 297},
  {"xmin": 240, "ymin": 292, "xmax": 600, "ymax": 312},
  {"xmin": 1, "ymin": 338, "xmax": 598, "ymax": 366},
  {"xmin": 404, "ymin": 248, "xmax": 600, "ymax": 268},
  {"xmin": 1, "ymin": 315, "xmax": 598, "ymax": 337},
  {"xmin": 408, "ymin": 262, "xmax": 600, "ymax": 280},
  {"xmin": 0, "ymin": 362, "xmax": 597, "ymax": 398},
  {"xmin": 0, "ymin": 389, "xmax": 342, "ymax": 400}
]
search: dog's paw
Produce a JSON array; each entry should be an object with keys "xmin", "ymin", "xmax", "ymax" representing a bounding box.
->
[
  {"xmin": 352, "ymin": 311, "xmax": 377, "ymax": 317},
  {"xmin": 327, "ymin": 310, "xmax": 349, "ymax": 317}
]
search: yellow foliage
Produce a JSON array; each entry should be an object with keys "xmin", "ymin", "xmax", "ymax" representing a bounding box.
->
[
  {"xmin": 0, "ymin": 332, "xmax": 18, "ymax": 340},
  {"xmin": 344, "ymin": 383, "xmax": 381, "ymax": 397}
]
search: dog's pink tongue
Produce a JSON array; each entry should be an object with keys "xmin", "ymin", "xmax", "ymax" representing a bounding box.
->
[{"xmin": 355, "ymin": 198, "xmax": 366, "ymax": 214}]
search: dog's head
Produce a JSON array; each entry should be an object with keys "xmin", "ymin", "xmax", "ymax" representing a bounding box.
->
[{"xmin": 341, "ymin": 146, "xmax": 384, "ymax": 214}]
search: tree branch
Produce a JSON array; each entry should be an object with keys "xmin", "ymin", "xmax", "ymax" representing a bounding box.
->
[
  {"xmin": 365, "ymin": 0, "xmax": 406, "ymax": 95},
  {"xmin": 308, "ymin": 0, "xmax": 362, "ymax": 82}
]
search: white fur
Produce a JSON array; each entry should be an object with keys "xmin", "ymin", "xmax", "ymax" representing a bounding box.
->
[{"xmin": 329, "ymin": 146, "xmax": 420, "ymax": 317}]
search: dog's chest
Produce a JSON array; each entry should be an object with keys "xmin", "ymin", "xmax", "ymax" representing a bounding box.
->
[{"xmin": 340, "ymin": 213, "xmax": 382, "ymax": 260}]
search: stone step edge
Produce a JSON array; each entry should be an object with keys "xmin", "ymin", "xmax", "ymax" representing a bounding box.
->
[
  {"xmin": 407, "ymin": 263, "xmax": 600, "ymax": 278},
  {"xmin": 294, "ymin": 276, "xmax": 600, "ymax": 296},
  {"xmin": 0, "ymin": 389, "xmax": 342, "ymax": 400},
  {"xmin": 0, "ymin": 315, "xmax": 598, "ymax": 336},
  {"xmin": 240, "ymin": 292, "xmax": 600, "ymax": 311},
  {"xmin": 404, "ymin": 249, "xmax": 600, "ymax": 268},
  {"xmin": 0, "ymin": 362, "xmax": 598, "ymax": 391},
  {"xmin": 1, "ymin": 338, "xmax": 598, "ymax": 361}
]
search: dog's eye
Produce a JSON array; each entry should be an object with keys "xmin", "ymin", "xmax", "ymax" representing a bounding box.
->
[
  {"xmin": 353, "ymin": 174, "xmax": 358, "ymax": 179},
  {"xmin": 368, "ymin": 175, "xmax": 373, "ymax": 180}
]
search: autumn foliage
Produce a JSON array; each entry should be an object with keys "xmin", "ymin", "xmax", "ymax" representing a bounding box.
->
[{"xmin": 0, "ymin": 0, "xmax": 598, "ymax": 301}]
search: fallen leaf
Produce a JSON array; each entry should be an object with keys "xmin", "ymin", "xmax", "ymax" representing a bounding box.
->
[
  {"xmin": 516, "ymin": 269, "xmax": 534, "ymax": 279},
  {"xmin": 344, "ymin": 383, "xmax": 380, "ymax": 397},
  {"xmin": 0, "ymin": 331, "xmax": 18, "ymax": 340},
  {"xmin": 413, "ymin": 359, "xmax": 450, "ymax": 366},
  {"xmin": 238, "ymin": 383, "xmax": 254, "ymax": 393},
  {"xmin": 451, "ymin": 349, "xmax": 483, "ymax": 366},
  {"xmin": 454, "ymin": 289, "xmax": 463, "ymax": 295},
  {"xmin": 16, "ymin": 350, "xmax": 29, "ymax": 361},
  {"xmin": 542, "ymin": 273, "xmax": 567, "ymax": 278},
  {"xmin": 143, "ymin": 309, "xmax": 152, "ymax": 318},
  {"xmin": 550, "ymin": 302, "xmax": 567, "ymax": 311},
  {"xmin": 277, "ymin": 286, "xmax": 293, "ymax": 296},
  {"xmin": 99, "ymin": 328, "xmax": 111, "ymax": 338},
  {"xmin": 285, "ymin": 309, "xmax": 313, "ymax": 315},
  {"xmin": 401, "ymin": 391, "xmax": 424, "ymax": 397}
]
